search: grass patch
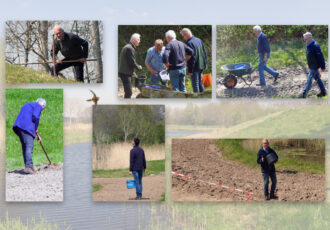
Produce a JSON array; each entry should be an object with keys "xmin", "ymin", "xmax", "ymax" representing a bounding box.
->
[
  {"xmin": 6, "ymin": 63, "xmax": 77, "ymax": 83},
  {"xmin": 93, "ymin": 184, "xmax": 103, "ymax": 192},
  {"xmin": 6, "ymin": 89, "xmax": 63, "ymax": 171},
  {"xmin": 0, "ymin": 213, "xmax": 58, "ymax": 230},
  {"xmin": 216, "ymin": 139, "xmax": 324, "ymax": 174},
  {"xmin": 160, "ymin": 193, "xmax": 166, "ymax": 202},
  {"xmin": 93, "ymin": 159, "xmax": 165, "ymax": 178}
]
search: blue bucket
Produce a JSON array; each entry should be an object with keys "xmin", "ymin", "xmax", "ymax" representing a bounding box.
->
[
  {"xmin": 234, "ymin": 64, "xmax": 246, "ymax": 70},
  {"xmin": 126, "ymin": 180, "xmax": 136, "ymax": 189}
]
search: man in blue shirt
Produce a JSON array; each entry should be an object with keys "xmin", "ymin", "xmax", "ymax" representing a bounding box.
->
[
  {"xmin": 300, "ymin": 32, "xmax": 327, "ymax": 98},
  {"xmin": 163, "ymin": 30, "xmax": 193, "ymax": 92},
  {"xmin": 145, "ymin": 39, "xmax": 167, "ymax": 87},
  {"xmin": 13, "ymin": 98, "xmax": 46, "ymax": 174},
  {"xmin": 129, "ymin": 138, "xmax": 146, "ymax": 200},
  {"xmin": 181, "ymin": 28, "xmax": 208, "ymax": 93},
  {"xmin": 257, "ymin": 139, "xmax": 279, "ymax": 200},
  {"xmin": 253, "ymin": 26, "xmax": 279, "ymax": 86}
]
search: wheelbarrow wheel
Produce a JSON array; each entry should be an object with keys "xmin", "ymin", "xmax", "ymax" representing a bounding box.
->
[{"xmin": 223, "ymin": 75, "xmax": 237, "ymax": 89}]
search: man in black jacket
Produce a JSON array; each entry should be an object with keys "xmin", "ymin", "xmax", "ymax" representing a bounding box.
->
[
  {"xmin": 257, "ymin": 139, "xmax": 278, "ymax": 200},
  {"xmin": 300, "ymin": 32, "xmax": 327, "ymax": 98},
  {"xmin": 129, "ymin": 138, "xmax": 146, "ymax": 200},
  {"xmin": 50, "ymin": 26, "xmax": 88, "ymax": 82}
]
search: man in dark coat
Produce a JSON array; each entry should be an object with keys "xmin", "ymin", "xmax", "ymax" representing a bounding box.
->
[
  {"xmin": 257, "ymin": 139, "xmax": 279, "ymax": 200},
  {"xmin": 50, "ymin": 26, "xmax": 88, "ymax": 82},
  {"xmin": 119, "ymin": 33, "xmax": 143, "ymax": 98},
  {"xmin": 129, "ymin": 138, "xmax": 146, "ymax": 200},
  {"xmin": 300, "ymin": 32, "xmax": 327, "ymax": 98},
  {"xmin": 13, "ymin": 98, "xmax": 46, "ymax": 174},
  {"xmin": 253, "ymin": 26, "xmax": 279, "ymax": 86}
]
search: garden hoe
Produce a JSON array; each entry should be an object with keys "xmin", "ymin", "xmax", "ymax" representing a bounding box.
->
[{"xmin": 36, "ymin": 133, "xmax": 58, "ymax": 168}]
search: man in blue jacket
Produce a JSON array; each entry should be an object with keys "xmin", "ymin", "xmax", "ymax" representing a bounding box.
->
[
  {"xmin": 181, "ymin": 28, "xmax": 208, "ymax": 93},
  {"xmin": 129, "ymin": 138, "xmax": 146, "ymax": 200},
  {"xmin": 253, "ymin": 26, "xmax": 279, "ymax": 86},
  {"xmin": 300, "ymin": 32, "xmax": 327, "ymax": 98},
  {"xmin": 13, "ymin": 98, "xmax": 46, "ymax": 174},
  {"xmin": 163, "ymin": 30, "xmax": 193, "ymax": 92},
  {"xmin": 257, "ymin": 139, "xmax": 279, "ymax": 200}
]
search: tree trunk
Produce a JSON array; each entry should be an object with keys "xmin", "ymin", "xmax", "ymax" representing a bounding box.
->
[
  {"xmin": 91, "ymin": 21, "xmax": 103, "ymax": 83},
  {"xmin": 24, "ymin": 22, "xmax": 32, "ymax": 67},
  {"xmin": 37, "ymin": 21, "xmax": 49, "ymax": 72}
]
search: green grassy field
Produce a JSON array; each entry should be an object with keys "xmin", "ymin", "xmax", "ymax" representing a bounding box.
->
[
  {"xmin": 216, "ymin": 39, "xmax": 328, "ymax": 75},
  {"xmin": 6, "ymin": 89, "xmax": 63, "ymax": 171},
  {"xmin": 6, "ymin": 63, "xmax": 77, "ymax": 83},
  {"xmin": 216, "ymin": 139, "xmax": 324, "ymax": 174},
  {"xmin": 93, "ymin": 159, "xmax": 165, "ymax": 178}
]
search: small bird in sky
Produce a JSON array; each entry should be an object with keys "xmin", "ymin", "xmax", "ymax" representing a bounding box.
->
[{"xmin": 86, "ymin": 89, "xmax": 99, "ymax": 105}]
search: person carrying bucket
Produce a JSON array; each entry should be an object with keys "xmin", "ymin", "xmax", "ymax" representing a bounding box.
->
[
  {"xmin": 12, "ymin": 98, "xmax": 46, "ymax": 174},
  {"xmin": 257, "ymin": 139, "xmax": 279, "ymax": 200},
  {"xmin": 129, "ymin": 138, "xmax": 146, "ymax": 200}
]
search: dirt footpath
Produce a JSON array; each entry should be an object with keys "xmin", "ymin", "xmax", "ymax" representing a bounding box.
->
[
  {"xmin": 216, "ymin": 68, "xmax": 328, "ymax": 98},
  {"xmin": 93, "ymin": 174, "xmax": 165, "ymax": 202},
  {"xmin": 172, "ymin": 139, "xmax": 325, "ymax": 202},
  {"xmin": 6, "ymin": 164, "xmax": 63, "ymax": 202}
]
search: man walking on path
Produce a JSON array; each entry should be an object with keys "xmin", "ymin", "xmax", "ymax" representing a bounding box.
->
[
  {"xmin": 51, "ymin": 26, "xmax": 89, "ymax": 82},
  {"xmin": 253, "ymin": 26, "xmax": 279, "ymax": 86},
  {"xmin": 181, "ymin": 28, "xmax": 208, "ymax": 93},
  {"xmin": 129, "ymin": 138, "xmax": 146, "ymax": 200},
  {"xmin": 163, "ymin": 30, "xmax": 193, "ymax": 92},
  {"xmin": 300, "ymin": 32, "xmax": 327, "ymax": 98},
  {"xmin": 13, "ymin": 98, "xmax": 46, "ymax": 174},
  {"xmin": 257, "ymin": 139, "xmax": 279, "ymax": 200},
  {"xmin": 119, "ymin": 33, "xmax": 143, "ymax": 98}
]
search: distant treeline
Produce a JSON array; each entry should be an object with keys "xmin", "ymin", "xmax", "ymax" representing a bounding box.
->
[
  {"xmin": 118, "ymin": 25, "xmax": 212, "ymax": 74},
  {"xmin": 242, "ymin": 139, "xmax": 325, "ymax": 155},
  {"xmin": 167, "ymin": 102, "xmax": 281, "ymax": 127},
  {"xmin": 93, "ymin": 105, "xmax": 165, "ymax": 145},
  {"xmin": 217, "ymin": 25, "xmax": 328, "ymax": 49}
]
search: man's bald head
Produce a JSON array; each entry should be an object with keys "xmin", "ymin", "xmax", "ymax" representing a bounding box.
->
[{"xmin": 53, "ymin": 26, "xmax": 64, "ymax": 40}]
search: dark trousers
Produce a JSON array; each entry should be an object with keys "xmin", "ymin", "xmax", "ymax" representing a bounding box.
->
[
  {"xmin": 262, "ymin": 170, "xmax": 277, "ymax": 195},
  {"xmin": 119, "ymin": 73, "xmax": 132, "ymax": 98},
  {"xmin": 132, "ymin": 170, "xmax": 143, "ymax": 198},
  {"xmin": 191, "ymin": 70, "xmax": 205, "ymax": 93},
  {"xmin": 14, "ymin": 127, "xmax": 34, "ymax": 168},
  {"xmin": 51, "ymin": 60, "xmax": 84, "ymax": 82}
]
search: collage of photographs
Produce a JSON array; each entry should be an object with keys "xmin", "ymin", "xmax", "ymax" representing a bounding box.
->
[{"xmin": 0, "ymin": 15, "xmax": 328, "ymax": 230}]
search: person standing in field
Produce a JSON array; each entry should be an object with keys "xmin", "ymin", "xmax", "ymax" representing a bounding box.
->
[
  {"xmin": 129, "ymin": 138, "xmax": 146, "ymax": 200},
  {"xmin": 163, "ymin": 30, "xmax": 193, "ymax": 92},
  {"xmin": 145, "ymin": 39, "xmax": 167, "ymax": 87},
  {"xmin": 253, "ymin": 25, "xmax": 279, "ymax": 86},
  {"xmin": 180, "ymin": 28, "xmax": 208, "ymax": 93},
  {"xmin": 12, "ymin": 98, "xmax": 46, "ymax": 174},
  {"xmin": 119, "ymin": 33, "xmax": 143, "ymax": 98},
  {"xmin": 300, "ymin": 32, "xmax": 327, "ymax": 98},
  {"xmin": 257, "ymin": 139, "xmax": 279, "ymax": 200},
  {"xmin": 51, "ymin": 26, "xmax": 89, "ymax": 82}
]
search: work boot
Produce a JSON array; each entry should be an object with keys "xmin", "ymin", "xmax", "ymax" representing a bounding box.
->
[
  {"xmin": 24, "ymin": 168, "xmax": 35, "ymax": 174},
  {"xmin": 317, "ymin": 91, "xmax": 327, "ymax": 98},
  {"xmin": 265, "ymin": 194, "xmax": 270, "ymax": 201},
  {"xmin": 274, "ymin": 73, "xmax": 279, "ymax": 82},
  {"xmin": 298, "ymin": 94, "xmax": 306, "ymax": 98},
  {"xmin": 256, "ymin": 83, "xmax": 266, "ymax": 87},
  {"xmin": 270, "ymin": 194, "xmax": 278, "ymax": 200}
]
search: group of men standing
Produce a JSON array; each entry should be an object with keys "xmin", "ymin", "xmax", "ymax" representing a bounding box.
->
[
  {"xmin": 253, "ymin": 25, "xmax": 327, "ymax": 98},
  {"xmin": 119, "ymin": 28, "xmax": 208, "ymax": 98}
]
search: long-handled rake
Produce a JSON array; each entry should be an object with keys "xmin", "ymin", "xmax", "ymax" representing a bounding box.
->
[{"xmin": 36, "ymin": 133, "xmax": 57, "ymax": 167}]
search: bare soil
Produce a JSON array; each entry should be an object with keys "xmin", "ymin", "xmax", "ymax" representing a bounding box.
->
[
  {"xmin": 93, "ymin": 174, "xmax": 165, "ymax": 202},
  {"xmin": 216, "ymin": 67, "xmax": 328, "ymax": 98},
  {"xmin": 6, "ymin": 164, "xmax": 63, "ymax": 201},
  {"xmin": 172, "ymin": 139, "xmax": 325, "ymax": 202}
]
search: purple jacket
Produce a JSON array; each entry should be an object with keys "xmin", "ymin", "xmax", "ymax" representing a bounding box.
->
[{"xmin": 13, "ymin": 102, "xmax": 42, "ymax": 138}]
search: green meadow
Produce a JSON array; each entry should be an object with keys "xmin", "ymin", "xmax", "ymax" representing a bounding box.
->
[{"xmin": 6, "ymin": 89, "xmax": 63, "ymax": 171}]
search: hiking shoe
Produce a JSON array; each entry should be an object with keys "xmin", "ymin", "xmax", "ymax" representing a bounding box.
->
[
  {"xmin": 265, "ymin": 195, "xmax": 270, "ymax": 201},
  {"xmin": 317, "ymin": 91, "xmax": 327, "ymax": 98},
  {"xmin": 256, "ymin": 83, "xmax": 266, "ymax": 87},
  {"xmin": 23, "ymin": 168, "xmax": 35, "ymax": 174},
  {"xmin": 274, "ymin": 73, "xmax": 279, "ymax": 82},
  {"xmin": 270, "ymin": 194, "xmax": 278, "ymax": 200},
  {"xmin": 298, "ymin": 94, "xmax": 306, "ymax": 98}
]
